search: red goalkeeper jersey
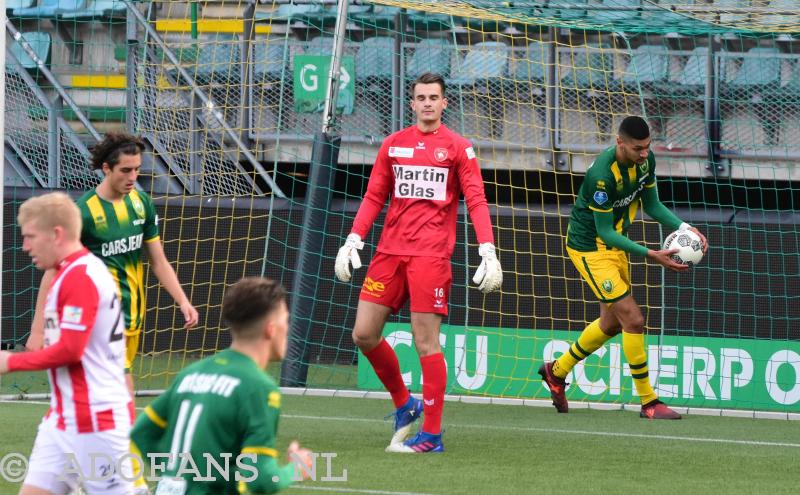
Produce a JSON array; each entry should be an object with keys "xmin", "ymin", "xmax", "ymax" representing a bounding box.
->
[{"xmin": 351, "ymin": 124, "xmax": 494, "ymax": 258}]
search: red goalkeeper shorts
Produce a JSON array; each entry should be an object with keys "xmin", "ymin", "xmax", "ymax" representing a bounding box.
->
[{"xmin": 359, "ymin": 253, "xmax": 452, "ymax": 315}]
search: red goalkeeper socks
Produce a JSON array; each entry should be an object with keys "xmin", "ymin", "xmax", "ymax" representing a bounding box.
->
[
  {"xmin": 420, "ymin": 352, "xmax": 446, "ymax": 435},
  {"xmin": 363, "ymin": 338, "xmax": 410, "ymax": 408}
]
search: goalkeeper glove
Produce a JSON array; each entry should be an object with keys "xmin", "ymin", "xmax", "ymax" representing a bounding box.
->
[
  {"xmin": 472, "ymin": 243, "xmax": 502, "ymax": 294},
  {"xmin": 335, "ymin": 233, "xmax": 364, "ymax": 282}
]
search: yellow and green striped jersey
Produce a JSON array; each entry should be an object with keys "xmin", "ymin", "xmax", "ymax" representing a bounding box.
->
[
  {"xmin": 77, "ymin": 189, "xmax": 159, "ymax": 334},
  {"xmin": 567, "ymin": 146, "xmax": 657, "ymax": 252}
]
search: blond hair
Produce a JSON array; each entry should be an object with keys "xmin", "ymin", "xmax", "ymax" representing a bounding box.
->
[{"xmin": 18, "ymin": 192, "xmax": 82, "ymax": 240}]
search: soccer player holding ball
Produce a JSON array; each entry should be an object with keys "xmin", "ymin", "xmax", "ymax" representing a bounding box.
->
[
  {"xmin": 539, "ymin": 116, "xmax": 708, "ymax": 419},
  {"xmin": 335, "ymin": 72, "xmax": 502, "ymax": 453}
]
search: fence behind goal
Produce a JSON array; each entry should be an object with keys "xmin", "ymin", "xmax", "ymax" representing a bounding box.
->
[{"xmin": 2, "ymin": 1, "xmax": 799, "ymax": 415}]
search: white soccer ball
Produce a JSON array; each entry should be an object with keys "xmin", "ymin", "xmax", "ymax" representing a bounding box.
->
[{"xmin": 662, "ymin": 229, "xmax": 705, "ymax": 266}]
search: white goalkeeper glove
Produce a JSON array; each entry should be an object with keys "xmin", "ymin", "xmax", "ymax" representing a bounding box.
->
[
  {"xmin": 335, "ymin": 233, "xmax": 364, "ymax": 282},
  {"xmin": 472, "ymin": 243, "xmax": 502, "ymax": 294}
]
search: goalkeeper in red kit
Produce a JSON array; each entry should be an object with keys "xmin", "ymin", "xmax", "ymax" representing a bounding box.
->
[{"xmin": 335, "ymin": 72, "xmax": 502, "ymax": 453}]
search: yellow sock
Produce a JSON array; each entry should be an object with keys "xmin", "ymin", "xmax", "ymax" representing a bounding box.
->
[
  {"xmin": 553, "ymin": 319, "xmax": 613, "ymax": 379},
  {"xmin": 622, "ymin": 331, "xmax": 658, "ymax": 405},
  {"xmin": 131, "ymin": 442, "xmax": 148, "ymax": 489}
]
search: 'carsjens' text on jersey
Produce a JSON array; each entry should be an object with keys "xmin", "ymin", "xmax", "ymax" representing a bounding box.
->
[
  {"xmin": 567, "ymin": 146, "xmax": 657, "ymax": 252},
  {"xmin": 77, "ymin": 189, "xmax": 159, "ymax": 334},
  {"xmin": 139, "ymin": 348, "xmax": 282, "ymax": 495}
]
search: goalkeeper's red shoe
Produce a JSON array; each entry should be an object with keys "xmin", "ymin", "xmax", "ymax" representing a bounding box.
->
[
  {"xmin": 538, "ymin": 361, "xmax": 569, "ymax": 413},
  {"xmin": 640, "ymin": 400, "xmax": 682, "ymax": 420}
]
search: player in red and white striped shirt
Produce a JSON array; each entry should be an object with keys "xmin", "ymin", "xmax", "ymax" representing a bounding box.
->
[
  {"xmin": 0, "ymin": 192, "xmax": 133, "ymax": 495},
  {"xmin": 335, "ymin": 72, "xmax": 503, "ymax": 453}
]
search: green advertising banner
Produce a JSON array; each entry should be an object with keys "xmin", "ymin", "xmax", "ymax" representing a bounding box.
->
[
  {"xmin": 293, "ymin": 55, "xmax": 355, "ymax": 114},
  {"xmin": 358, "ymin": 323, "xmax": 800, "ymax": 412}
]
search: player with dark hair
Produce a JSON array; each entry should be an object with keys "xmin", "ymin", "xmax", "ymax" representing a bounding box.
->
[
  {"xmin": 539, "ymin": 116, "xmax": 708, "ymax": 419},
  {"xmin": 28, "ymin": 132, "xmax": 198, "ymax": 493},
  {"xmin": 130, "ymin": 277, "xmax": 312, "ymax": 494},
  {"xmin": 335, "ymin": 72, "xmax": 502, "ymax": 453},
  {"xmin": 30, "ymin": 132, "xmax": 199, "ymax": 394}
]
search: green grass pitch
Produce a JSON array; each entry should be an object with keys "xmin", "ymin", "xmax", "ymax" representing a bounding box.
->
[{"xmin": 1, "ymin": 394, "xmax": 797, "ymax": 494}]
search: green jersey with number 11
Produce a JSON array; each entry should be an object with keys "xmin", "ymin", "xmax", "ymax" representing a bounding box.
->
[{"xmin": 132, "ymin": 349, "xmax": 289, "ymax": 494}]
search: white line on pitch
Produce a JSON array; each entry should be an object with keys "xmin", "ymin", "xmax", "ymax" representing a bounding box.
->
[
  {"xmin": 289, "ymin": 486, "xmax": 434, "ymax": 495},
  {"xmin": 5, "ymin": 400, "xmax": 799, "ymax": 449},
  {"xmin": 282, "ymin": 413, "xmax": 800, "ymax": 448}
]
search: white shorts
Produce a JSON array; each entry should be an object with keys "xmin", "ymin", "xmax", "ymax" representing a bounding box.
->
[{"xmin": 24, "ymin": 414, "xmax": 134, "ymax": 495}]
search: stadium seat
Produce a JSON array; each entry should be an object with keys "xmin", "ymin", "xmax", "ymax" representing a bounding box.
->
[
  {"xmin": 450, "ymin": 41, "xmax": 509, "ymax": 86},
  {"xmin": 721, "ymin": 46, "xmax": 783, "ymax": 145},
  {"xmin": 780, "ymin": 57, "xmax": 800, "ymax": 103},
  {"xmin": 355, "ymin": 37, "xmax": 395, "ymax": 80},
  {"xmin": 450, "ymin": 41, "xmax": 510, "ymax": 139},
  {"xmin": 623, "ymin": 44, "xmax": 669, "ymax": 87},
  {"xmin": 509, "ymin": 39, "xmax": 549, "ymax": 100},
  {"xmin": 559, "ymin": 43, "xmax": 614, "ymax": 90},
  {"xmin": 252, "ymin": 39, "xmax": 296, "ymax": 132},
  {"xmin": 548, "ymin": 0, "xmax": 588, "ymax": 20},
  {"xmin": 6, "ymin": 0, "xmax": 36, "ymax": 12},
  {"xmin": 671, "ymin": 46, "xmax": 712, "ymax": 96},
  {"xmin": 763, "ymin": 0, "xmax": 794, "ymax": 29},
  {"xmin": 559, "ymin": 43, "xmax": 616, "ymax": 137},
  {"xmin": 255, "ymin": 3, "xmax": 334, "ymax": 28},
  {"xmin": 592, "ymin": 0, "xmax": 641, "ymax": 24},
  {"xmin": 715, "ymin": 0, "xmax": 749, "ymax": 24},
  {"xmin": 12, "ymin": 0, "xmax": 85, "ymax": 17},
  {"xmin": 622, "ymin": 45, "xmax": 671, "ymax": 137},
  {"xmin": 195, "ymin": 33, "xmax": 241, "ymax": 84},
  {"xmin": 7, "ymin": 31, "xmax": 51, "ymax": 73},
  {"xmin": 406, "ymin": 9, "xmax": 453, "ymax": 31},
  {"xmin": 353, "ymin": 5, "xmax": 401, "ymax": 30},
  {"xmin": 725, "ymin": 47, "xmax": 782, "ymax": 88},
  {"xmin": 253, "ymin": 39, "xmax": 292, "ymax": 82},
  {"xmin": 356, "ymin": 37, "xmax": 396, "ymax": 135},
  {"xmin": 508, "ymin": 40, "xmax": 549, "ymax": 138},
  {"xmin": 60, "ymin": 0, "xmax": 127, "ymax": 20},
  {"xmin": 12, "ymin": 0, "xmax": 87, "ymax": 64},
  {"xmin": 407, "ymin": 38, "xmax": 455, "ymax": 79}
]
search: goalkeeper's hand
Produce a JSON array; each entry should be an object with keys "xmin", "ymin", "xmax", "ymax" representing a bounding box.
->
[
  {"xmin": 472, "ymin": 243, "xmax": 502, "ymax": 294},
  {"xmin": 334, "ymin": 233, "xmax": 364, "ymax": 282}
]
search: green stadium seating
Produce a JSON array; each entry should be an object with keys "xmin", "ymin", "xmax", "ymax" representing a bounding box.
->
[
  {"xmin": 559, "ymin": 43, "xmax": 615, "ymax": 136},
  {"xmin": 726, "ymin": 47, "xmax": 782, "ymax": 88},
  {"xmin": 253, "ymin": 39, "xmax": 291, "ymax": 82},
  {"xmin": 450, "ymin": 41, "xmax": 510, "ymax": 139},
  {"xmin": 196, "ymin": 33, "xmax": 241, "ymax": 84},
  {"xmin": 407, "ymin": 38, "xmax": 455, "ymax": 79},
  {"xmin": 12, "ymin": 0, "xmax": 86, "ymax": 18},
  {"xmin": 6, "ymin": 0, "xmax": 36, "ymax": 12},
  {"xmin": 677, "ymin": 46, "xmax": 710, "ymax": 89},
  {"xmin": 7, "ymin": 31, "xmax": 51, "ymax": 72},
  {"xmin": 559, "ymin": 43, "xmax": 614, "ymax": 90},
  {"xmin": 355, "ymin": 37, "xmax": 394, "ymax": 80},
  {"xmin": 623, "ymin": 44, "xmax": 670, "ymax": 87},
  {"xmin": 60, "ymin": 0, "xmax": 127, "ymax": 20},
  {"xmin": 450, "ymin": 41, "xmax": 509, "ymax": 86},
  {"xmin": 592, "ymin": 0, "xmax": 641, "ymax": 23}
]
